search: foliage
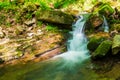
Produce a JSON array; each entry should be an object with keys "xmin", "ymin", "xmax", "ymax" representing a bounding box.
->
[
  {"xmin": 54, "ymin": 0, "xmax": 78, "ymax": 9},
  {"xmin": 87, "ymin": 37, "xmax": 107, "ymax": 52},
  {"xmin": 92, "ymin": 40, "xmax": 112, "ymax": 58},
  {"xmin": 37, "ymin": 21, "xmax": 43, "ymax": 26},
  {"xmin": 46, "ymin": 24, "xmax": 59, "ymax": 32},
  {"xmin": 92, "ymin": 2, "xmax": 114, "ymax": 15},
  {"xmin": 0, "ymin": 2, "xmax": 10, "ymax": 10},
  {"xmin": 0, "ymin": 14, "xmax": 6, "ymax": 25},
  {"xmin": 25, "ymin": 0, "xmax": 50, "ymax": 10},
  {"xmin": 0, "ymin": 0, "xmax": 119, "ymax": 28}
]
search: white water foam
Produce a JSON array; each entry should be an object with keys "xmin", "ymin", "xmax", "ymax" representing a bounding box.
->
[
  {"xmin": 102, "ymin": 16, "xmax": 109, "ymax": 32},
  {"xmin": 54, "ymin": 14, "xmax": 90, "ymax": 64}
]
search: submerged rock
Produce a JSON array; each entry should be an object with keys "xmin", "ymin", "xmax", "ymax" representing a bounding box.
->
[
  {"xmin": 92, "ymin": 40, "xmax": 112, "ymax": 58},
  {"xmin": 112, "ymin": 35, "xmax": 120, "ymax": 55},
  {"xmin": 35, "ymin": 10, "xmax": 74, "ymax": 25}
]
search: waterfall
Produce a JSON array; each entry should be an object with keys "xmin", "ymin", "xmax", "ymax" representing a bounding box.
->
[
  {"xmin": 102, "ymin": 16, "xmax": 109, "ymax": 32},
  {"xmin": 54, "ymin": 14, "xmax": 90, "ymax": 64},
  {"xmin": 48, "ymin": 14, "xmax": 90, "ymax": 70},
  {"xmin": 0, "ymin": 14, "xmax": 91, "ymax": 80}
]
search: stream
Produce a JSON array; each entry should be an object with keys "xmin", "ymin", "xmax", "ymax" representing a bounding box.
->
[{"xmin": 0, "ymin": 14, "xmax": 117, "ymax": 80}]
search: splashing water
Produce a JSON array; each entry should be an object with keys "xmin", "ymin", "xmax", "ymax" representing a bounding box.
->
[
  {"xmin": 54, "ymin": 14, "xmax": 90, "ymax": 65},
  {"xmin": 23, "ymin": 14, "xmax": 90, "ymax": 80},
  {"xmin": 45, "ymin": 14, "xmax": 90, "ymax": 72},
  {"xmin": 102, "ymin": 16, "xmax": 109, "ymax": 32},
  {"xmin": 0, "ymin": 14, "xmax": 93, "ymax": 80}
]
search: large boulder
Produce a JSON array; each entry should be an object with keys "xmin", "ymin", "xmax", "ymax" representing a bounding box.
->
[
  {"xmin": 112, "ymin": 35, "xmax": 120, "ymax": 55},
  {"xmin": 87, "ymin": 37, "xmax": 106, "ymax": 52},
  {"xmin": 92, "ymin": 40, "xmax": 112, "ymax": 58},
  {"xmin": 89, "ymin": 15, "xmax": 103, "ymax": 28},
  {"xmin": 35, "ymin": 10, "xmax": 74, "ymax": 25},
  {"xmin": 110, "ymin": 24, "xmax": 120, "ymax": 32},
  {"xmin": 87, "ymin": 32, "xmax": 110, "ymax": 52}
]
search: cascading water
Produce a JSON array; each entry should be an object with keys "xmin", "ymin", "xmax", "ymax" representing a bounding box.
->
[
  {"xmin": 53, "ymin": 14, "xmax": 90, "ymax": 67},
  {"xmin": 22, "ymin": 14, "xmax": 91, "ymax": 80},
  {"xmin": 102, "ymin": 16, "xmax": 109, "ymax": 32},
  {"xmin": 0, "ymin": 14, "xmax": 94, "ymax": 80}
]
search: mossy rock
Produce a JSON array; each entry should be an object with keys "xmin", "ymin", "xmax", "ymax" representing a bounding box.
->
[
  {"xmin": 35, "ymin": 10, "xmax": 74, "ymax": 25},
  {"xmin": 92, "ymin": 2, "xmax": 114, "ymax": 16},
  {"xmin": 89, "ymin": 15, "xmax": 103, "ymax": 28},
  {"xmin": 110, "ymin": 24, "xmax": 120, "ymax": 32},
  {"xmin": 112, "ymin": 35, "xmax": 120, "ymax": 55},
  {"xmin": 11, "ymin": 0, "xmax": 24, "ymax": 4},
  {"xmin": 22, "ymin": 2, "xmax": 37, "ymax": 12},
  {"xmin": 16, "ymin": 2, "xmax": 37, "ymax": 23},
  {"xmin": 92, "ymin": 40, "xmax": 112, "ymax": 58},
  {"xmin": 87, "ymin": 37, "xmax": 106, "ymax": 52}
]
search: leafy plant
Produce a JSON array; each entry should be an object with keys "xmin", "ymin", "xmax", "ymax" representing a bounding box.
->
[
  {"xmin": 39, "ymin": 1, "xmax": 50, "ymax": 10},
  {"xmin": 46, "ymin": 24, "xmax": 59, "ymax": 32},
  {"xmin": 54, "ymin": 0, "xmax": 77, "ymax": 9},
  {"xmin": 92, "ymin": 2, "xmax": 114, "ymax": 15},
  {"xmin": 37, "ymin": 21, "xmax": 43, "ymax": 26},
  {"xmin": 0, "ymin": 2, "xmax": 10, "ymax": 10},
  {"xmin": 25, "ymin": 0, "xmax": 50, "ymax": 10}
]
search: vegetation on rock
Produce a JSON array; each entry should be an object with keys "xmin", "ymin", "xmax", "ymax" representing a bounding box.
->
[
  {"xmin": 112, "ymin": 35, "xmax": 120, "ymax": 55},
  {"xmin": 0, "ymin": 0, "xmax": 119, "ymax": 73},
  {"xmin": 92, "ymin": 40, "xmax": 112, "ymax": 58},
  {"xmin": 35, "ymin": 9, "xmax": 74, "ymax": 25},
  {"xmin": 87, "ymin": 37, "xmax": 106, "ymax": 52}
]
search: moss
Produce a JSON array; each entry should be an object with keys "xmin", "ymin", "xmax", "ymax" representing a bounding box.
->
[
  {"xmin": 92, "ymin": 40, "xmax": 112, "ymax": 58},
  {"xmin": 93, "ymin": 2, "xmax": 114, "ymax": 16},
  {"xmin": 35, "ymin": 10, "xmax": 74, "ymax": 25},
  {"xmin": 87, "ymin": 37, "xmax": 106, "ymax": 52},
  {"xmin": 0, "ymin": 14, "xmax": 6, "ymax": 25},
  {"xmin": 16, "ymin": 50, "xmax": 23, "ymax": 57},
  {"xmin": 112, "ymin": 35, "xmax": 120, "ymax": 55},
  {"xmin": 110, "ymin": 24, "xmax": 120, "ymax": 32},
  {"xmin": 23, "ymin": 2, "xmax": 37, "ymax": 12},
  {"xmin": 15, "ymin": 2, "xmax": 37, "ymax": 23}
]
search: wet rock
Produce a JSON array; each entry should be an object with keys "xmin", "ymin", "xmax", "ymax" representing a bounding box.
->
[
  {"xmin": 0, "ymin": 27, "xmax": 5, "ymax": 38},
  {"xmin": 0, "ymin": 32, "xmax": 5, "ymax": 38},
  {"xmin": 0, "ymin": 38, "xmax": 9, "ymax": 45},
  {"xmin": 110, "ymin": 24, "xmax": 120, "ymax": 32},
  {"xmin": 112, "ymin": 35, "xmax": 120, "ymax": 55},
  {"xmin": 24, "ymin": 18, "xmax": 36, "ymax": 27},
  {"xmin": 35, "ymin": 10, "xmax": 74, "ymax": 25},
  {"xmin": 87, "ymin": 37, "xmax": 107, "ymax": 52},
  {"xmin": 89, "ymin": 15, "xmax": 103, "ymax": 28},
  {"xmin": 110, "ymin": 30, "xmax": 118, "ymax": 38},
  {"xmin": 15, "ymin": 26, "xmax": 25, "ymax": 35},
  {"xmin": 92, "ymin": 40, "xmax": 112, "ymax": 58},
  {"xmin": 27, "ymin": 33, "xmax": 34, "ymax": 39},
  {"xmin": 112, "ymin": 8, "xmax": 120, "ymax": 20},
  {"xmin": 63, "ymin": 8, "xmax": 80, "ymax": 16}
]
